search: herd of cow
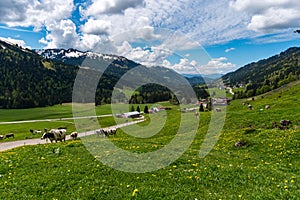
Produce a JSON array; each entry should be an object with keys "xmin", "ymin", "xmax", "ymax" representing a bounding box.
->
[
  {"xmin": 40, "ymin": 127, "xmax": 118, "ymax": 143},
  {"xmin": 0, "ymin": 127, "xmax": 118, "ymax": 143},
  {"xmin": 95, "ymin": 128, "xmax": 117, "ymax": 137}
]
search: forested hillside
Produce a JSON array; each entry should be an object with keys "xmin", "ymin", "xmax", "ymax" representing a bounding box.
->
[
  {"xmin": 222, "ymin": 47, "xmax": 300, "ymax": 99},
  {"xmin": 0, "ymin": 40, "xmax": 78, "ymax": 108}
]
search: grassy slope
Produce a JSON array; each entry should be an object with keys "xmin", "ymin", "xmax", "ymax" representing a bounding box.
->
[
  {"xmin": 0, "ymin": 104, "xmax": 132, "ymax": 141},
  {"xmin": 0, "ymin": 83, "xmax": 299, "ymax": 199}
]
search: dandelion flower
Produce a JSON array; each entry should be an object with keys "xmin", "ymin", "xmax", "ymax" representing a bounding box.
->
[{"xmin": 132, "ymin": 188, "xmax": 138, "ymax": 197}]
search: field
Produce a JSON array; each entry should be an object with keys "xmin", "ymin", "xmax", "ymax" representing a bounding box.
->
[{"xmin": 0, "ymin": 83, "xmax": 299, "ymax": 199}]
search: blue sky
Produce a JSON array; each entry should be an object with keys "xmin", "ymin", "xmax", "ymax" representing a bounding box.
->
[{"xmin": 0, "ymin": 0, "xmax": 299, "ymax": 75}]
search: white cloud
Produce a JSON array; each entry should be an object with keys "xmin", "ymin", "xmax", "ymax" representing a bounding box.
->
[
  {"xmin": 198, "ymin": 57, "xmax": 236, "ymax": 75},
  {"xmin": 116, "ymin": 41, "xmax": 172, "ymax": 67},
  {"xmin": 0, "ymin": 37, "xmax": 30, "ymax": 49},
  {"xmin": 225, "ymin": 48, "xmax": 235, "ymax": 53},
  {"xmin": 83, "ymin": 0, "xmax": 145, "ymax": 16},
  {"xmin": 0, "ymin": 0, "xmax": 74, "ymax": 31},
  {"xmin": 78, "ymin": 0, "xmax": 252, "ymax": 48},
  {"xmin": 81, "ymin": 19, "xmax": 111, "ymax": 35},
  {"xmin": 163, "ymin": 58, "xmax": 199, "ymax": 74},
  {"xmin": 160, "ymin": 57, "xmax": 236, "ymax": 75},
  {"xmin": 39, "ymin": 20, "xmax": 79, "ymax": 49},
  {"xmin": 0, "ymin": 1, "xmax": 28, "ymax": 23},
  {"xmin": 230, "ymin": 0, "xmax": 300, "ymax": 33}
]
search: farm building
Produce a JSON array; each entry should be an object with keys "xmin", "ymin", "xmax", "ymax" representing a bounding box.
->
[{"xmin": 118, "ymin": 111, "xmax": 141, "ymax": 118}]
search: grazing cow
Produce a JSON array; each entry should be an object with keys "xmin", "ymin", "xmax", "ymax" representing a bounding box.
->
[
  {"xmin": 108, "ymin": 128, "xmax": 117, "ymax": 135},
  {"xmin": 265, "ymin": 105, "xmax": 270, "ymax": 109},
  {"xmin": 0, "ymin": 135, "xmax": 4, "ymax": 140},
  {"xmin": 215, "ymin": 108, "xmax": 221, "ymax": 112},
  {"xmin": 96, "ymin": 129, "xmax": 107, "ymax": 137},
  {"xmin": 70, "ymin": 132, "xmax": 78, "ymax": 140},
  {"xmin": 5, "ymin": 133, "xmax": 14, "ymax": 139},
  {"xmin": 41, "ymin": 129, "xmax": 66, "ymax": 143},
  {"xmin": 235, "ymin": 140, "xmax": 247, "ymax": 147},
  {"xmin": 248, "ymin": 104, "xmax": 253, "ymax": 110},
  {"xmin": 96, "ymin": 128, "xmax": 117, "ymax": 137},
  {"xmin": 280, "ymin": 120, "xmax": 292, "ymax": 127}
]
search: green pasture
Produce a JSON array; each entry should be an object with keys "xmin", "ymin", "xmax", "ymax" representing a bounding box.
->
[{"xmin": 0, "ymin": 82, "xmax": 299, "ymax": 199}]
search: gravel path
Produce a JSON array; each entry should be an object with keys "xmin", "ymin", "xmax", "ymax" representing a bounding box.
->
[{"xmin": 0, "ymin": 119, "xmax": 145, "ymax": 152}]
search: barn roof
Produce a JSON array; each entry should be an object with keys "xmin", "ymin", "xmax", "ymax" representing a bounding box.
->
[{"xmin": 122, "ymin": 111, "xmax": 140, "ymax": 117}]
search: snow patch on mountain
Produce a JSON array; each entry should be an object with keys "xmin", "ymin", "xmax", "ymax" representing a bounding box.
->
[{"xmin": 36, "ymin": 48, "xmax": 126, "ymax": 62}]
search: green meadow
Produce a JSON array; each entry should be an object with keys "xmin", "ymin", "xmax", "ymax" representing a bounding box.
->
[{"xmin": 0, "ymin": 82, "xmax": 299, "ymax": 199}]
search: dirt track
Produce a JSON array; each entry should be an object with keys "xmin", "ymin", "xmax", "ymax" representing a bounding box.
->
[{"xmin": 0, "ymin": 119, "xmax": 145, "ymax": 152}]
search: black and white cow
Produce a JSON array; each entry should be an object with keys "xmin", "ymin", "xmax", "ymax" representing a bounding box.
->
[
  {"xmin": 5, "ymin": 133, "xmax": 14, "ymax": 139},
  {"xmin": 70, "ymin": 132, "xmax": 78, "ymax": 140},
  {"xmin": 41, "ymin": 129, "xmax": 66, "ymax": 143},
  {"xmin": 280, "ymin": 120, "xmax": 292, "ymax": 127}
]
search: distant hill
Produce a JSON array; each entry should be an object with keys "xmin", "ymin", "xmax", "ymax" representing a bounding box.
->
[
  {"xmin": 222, "ymin": 47, "xmax": 300, "ymax": 99},
  {"xmin": 182, "ymin": 74, "xmax": 206, "ymax": 85}
]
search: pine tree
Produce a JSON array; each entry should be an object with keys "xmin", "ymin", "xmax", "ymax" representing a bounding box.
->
[
  {"xmin": 144, "ymin": 105, "xmax": 149, "ymax": 114},
  {"xmin": 136, "ymin": 106, "xmax": 140, "ymax": 113}
]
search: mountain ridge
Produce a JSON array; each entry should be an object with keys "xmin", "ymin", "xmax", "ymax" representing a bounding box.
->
[{"xmin": 222, "ymin": 46, "xmax": 300, "ymax": 99}]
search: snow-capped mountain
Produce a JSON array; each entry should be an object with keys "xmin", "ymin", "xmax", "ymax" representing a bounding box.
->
[
  {"xmin": 35, "ymin": 48, "xmax": 140, "ymax": 73},
  {"xmin": 35, "ymin": 48, "xmax": 129, "ymax": 63}
]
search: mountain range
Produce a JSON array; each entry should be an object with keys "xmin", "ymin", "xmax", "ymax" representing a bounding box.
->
[{"xmin": 0, "ymin": 40, "xmax": 207, "ymax": 108}]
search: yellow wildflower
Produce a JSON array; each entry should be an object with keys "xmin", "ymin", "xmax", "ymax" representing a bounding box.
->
[{"xmin": 132, "ymin": 188, "xmax": 138, "ymax": 197}]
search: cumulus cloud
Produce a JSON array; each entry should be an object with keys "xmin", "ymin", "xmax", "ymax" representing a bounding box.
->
[
  {"xmin": 83, "ymin": 0, "xmax": 145, "ymax": 16},
  {"xmin": 116, "ymin": 41, "xmax": 172, "ymax": 67},
  {"xmin": 163, "ymin": 58, "xmax": 199, "ymax": 74},
  {"xmin": 230, "ymin": 0, "xmax": 300, "ymax": 32},
  {"xmin": 0, "ymin": 1, "xmax": 28, "ymax": 23},
  {"xmin": 0, "ymin": 0, "xmax": 74, "ymax": 31},
  {"xmin": 198, "ymin": 57, "xmax": 236, "ymax": 75},
  {"xmin": 39, "ymin": 20, "xmax": 79, "ymax": 49},
  {"xmin": 81, "ymin": 19, "xmax": 111, "ymax": 35}
]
